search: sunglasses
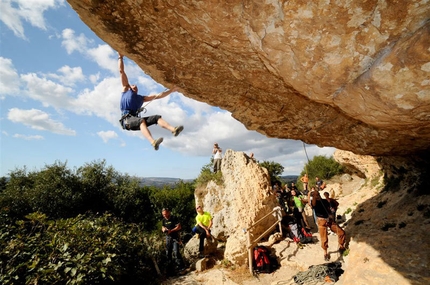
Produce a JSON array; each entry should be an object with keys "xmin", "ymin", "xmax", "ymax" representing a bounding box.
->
[{"xmin": 196, "ymin": 206, "xmax": 201, "ymax": 209}]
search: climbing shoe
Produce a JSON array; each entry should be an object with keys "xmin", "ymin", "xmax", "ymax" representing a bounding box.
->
[
  {"xmin": 172, "ymin": 125, "xmax": 184, "ymax": 137},
  {"xmin": 324, "ymin": 254, "xmax": 330, "ymax": 261},
  {"xmin": 152, "ymin": 137, "xmax": 164, "ymax": 151}
]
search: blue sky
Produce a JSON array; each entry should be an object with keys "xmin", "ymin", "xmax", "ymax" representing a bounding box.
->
[{"xmin": 0, "ymin": 0, "xmax": 335, "ymax": 180}]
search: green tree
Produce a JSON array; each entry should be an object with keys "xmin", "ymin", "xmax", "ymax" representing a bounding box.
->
[
  {"xmin": 149, "ymin": 181, "xmax": 196, "ymax": 231},
  {"xmin": 299, "ymin": 155, "xmax": 344, "ymax": 188},
  {"xmin": 259, "ymin": 161, "xmax": 284, "ymax": 185}
]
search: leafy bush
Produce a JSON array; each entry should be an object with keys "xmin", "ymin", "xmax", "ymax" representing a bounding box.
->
[
  {"xmin": 298, "ymin": 155, "xmax": 344, "ymax": 189},
  {"xmin": 258, "ymin": 161, "xmax": 284, "ymax": 185},
  {"xmin": 0, "ymin": 211, "xmax": 162, "ymax": 285},
  {"xmin": 194, "ymin": 162, "xmax": 223, "ymax": 188}
]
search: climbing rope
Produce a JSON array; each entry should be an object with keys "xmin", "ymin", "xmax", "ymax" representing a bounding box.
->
[{"xmin": 293, "ymin": 262, "xmax": 343, "ymax": 285}]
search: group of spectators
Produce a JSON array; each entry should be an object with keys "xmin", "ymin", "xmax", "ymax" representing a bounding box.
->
[{"xmin": 274, "ymin": 175, "xmax": 346, "ymax": 261}]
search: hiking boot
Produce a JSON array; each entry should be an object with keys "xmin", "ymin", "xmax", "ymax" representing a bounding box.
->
[
  {"xmin": 172, "ymin": 125, "xmax": 184, "ymax": 137},
  {"xmin": 151, "ymin": 137, "xmax": 163, "ymax": 151}
]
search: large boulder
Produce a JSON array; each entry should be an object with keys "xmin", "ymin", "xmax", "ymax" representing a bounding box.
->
[
  {"xmin": 67, "ymin": 0, "xmax": 430, "ymax": 156},
  {"xmin": 195, "ymin": 149, "xmax": 279, "ymax": 265}
]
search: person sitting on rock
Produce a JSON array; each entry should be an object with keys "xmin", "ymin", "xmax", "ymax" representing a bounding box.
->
[
  {"xmin": 192, "ymin": 205, "xmax": 213, "ymax": 258},
  {"xmin": 310, "ymin": 190, "xmax": 346, "ymax": 261},
  {"xmin": 315, "ymin": 177, "xmax": 326, "ymax": 191}
]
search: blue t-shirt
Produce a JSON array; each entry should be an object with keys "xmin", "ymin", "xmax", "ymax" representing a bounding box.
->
[{"xmin": 120, "ymin": 89, "xmax": 145, "ymax": 112}]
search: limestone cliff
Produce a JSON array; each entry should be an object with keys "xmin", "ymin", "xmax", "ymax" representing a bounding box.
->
[
  {"xmin": 194, "ymin": 149, "xmax": 279, "ymax": 264},
  {"xmin": 67, "ymin": 0, "xmax": 429, "ymax": 156}
]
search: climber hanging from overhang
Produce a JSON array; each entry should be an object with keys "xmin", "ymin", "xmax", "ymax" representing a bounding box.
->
[{"xmin": 117, "ymin": 52, "xmax": 184, "ymax": 151}]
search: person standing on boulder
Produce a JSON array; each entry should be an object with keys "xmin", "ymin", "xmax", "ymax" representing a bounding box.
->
[
  {"xmin": 300, "ymin": 173, "xmax": 309, "ymax": 194},
  {"xmin": 118, "ymin": 52, "xmax": 184, "ymax": 150},
  {"xmin": 310, "ymin": 190, "xmax": 346, "ymax": 261},
  {"xmin": 192, "ymin": 205, "xmax": 213, "ymax": 258},
  {"xmin": 212, "ymin": 143, "xmax": 223, "ymax": 173}
]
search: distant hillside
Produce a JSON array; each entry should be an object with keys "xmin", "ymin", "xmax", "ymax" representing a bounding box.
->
[
  {"xmin": 279, "ymin": 175, "xmax": 299, "ymax": 184},
  {"xmin": 139, "ymin": 177, "xmax": 194, "ymax": 188}
]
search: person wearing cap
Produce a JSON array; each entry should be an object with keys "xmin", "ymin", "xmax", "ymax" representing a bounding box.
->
[{"xmin": 212, "ymin": 143, "xmax": 223, "ymax": 173}]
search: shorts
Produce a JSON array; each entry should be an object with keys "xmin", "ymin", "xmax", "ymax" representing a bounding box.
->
[{"xmin": 121, "ymin": 115, "xmax": 161, "ymax": 131}]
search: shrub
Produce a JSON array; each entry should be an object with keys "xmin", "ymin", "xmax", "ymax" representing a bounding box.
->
[
  {"xmin": 194, "ymin": 162, "xmax": 223, "ymax": 188},
  {"xmin": 0, "ymin": 211, "xmax": 162, "ymax": 285},
  {"xmin": 298, "ymin": 155, "xmax": 344, "ymax": 189},
  {"xmin": 259, "ymin": 161, "xmax": 284, "ymax": 185}
]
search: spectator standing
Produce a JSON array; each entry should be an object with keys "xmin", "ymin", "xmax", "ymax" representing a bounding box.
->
[
  {"xmin": 161, "ymin": 208, "xmax": 185, "ymax": 272},
  {"xmin": 212, "ymin": 143, "xmax": 223, "ymax": 173},
  {"xmin": 291, "ymin": 189, "xmax": 311, "ymax": 229},
  {"xmin": 323, "ymin": 192, "xmax": 339, "ymax": 222},
  {"xmin": 310, "ymin": 191, "xmax": 346, "ymax": 261},
  {"xmin": 300, "ymin": 173, "xmax": 309, "ymax": 194}
]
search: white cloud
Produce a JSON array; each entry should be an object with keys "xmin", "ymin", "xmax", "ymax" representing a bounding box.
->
[
  {"xmin": 89, "ymin": 73, "xmax": 100, "ymax": 84},
  {"xmin": 13, "ymin": 134, "xmax": 44, "ymax": 140},
  {"xmin": 61, "ymin": 28, "xmax": 92, "ymax": 54},
  {"xmin": 97, "ymin": 130, "xmax": 118, "ymax": 143},
  {"xmin": 47, "ymin": 65, "xmax": 85, "ymax": 86},
  {"xmin": 20, "ymin": 72, "xmax": 74, "ymax": 108},
  {"xmin": 71, "ymin": 77, "xmax": 119, "ymax": 122},
  {"xmin": 0, "ymin": 0, "xmax": 65, "ymax": 39},
  {"xmin": 0, "ymin": 57, "xmax": 20, "ymax": 97},
  {"xmin": 7, "ymin": 108, "xmax": 76, "ymax": 135},
  {"xmin": 87, "ymin": 44, "xmax": 118, "ymax": 74}
]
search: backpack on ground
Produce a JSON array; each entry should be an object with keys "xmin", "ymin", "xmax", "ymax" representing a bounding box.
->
[
  {"xmin": 289, "ymin": 223, "xmax": 313, "ymax": 244},
  {"xmin": 253, "ymin": 246, "xmax": 278, "ymax": 273}
]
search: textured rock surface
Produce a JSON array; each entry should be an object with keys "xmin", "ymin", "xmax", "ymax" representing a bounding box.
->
[
  {"xmin": 68, "ymin": 0, "xmax": 429, "ymax": 155},
  {"xmin": 194, "ymin": 149, "xmax": 279, "ymax": 264}
]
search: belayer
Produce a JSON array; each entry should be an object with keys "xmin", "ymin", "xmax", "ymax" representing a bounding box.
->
[{"xmin": 118, "ymin": 52, "xmax": 184, "ymax": 150}]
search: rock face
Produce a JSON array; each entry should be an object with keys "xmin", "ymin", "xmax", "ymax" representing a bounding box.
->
[
  {"xmin": 67, "ymin": 0, "xmax": 429, "ymax": 156},
  {"xmin": 194, "ymin": 149, "xmax": 279, "ymax": 264}
]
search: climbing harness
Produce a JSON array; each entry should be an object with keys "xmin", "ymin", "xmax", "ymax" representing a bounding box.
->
[{"xmin": 119, "ymin": 89, "xmax": 169, "ymax": 128}]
